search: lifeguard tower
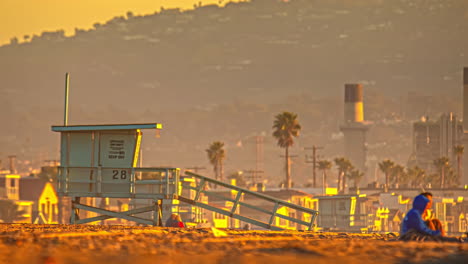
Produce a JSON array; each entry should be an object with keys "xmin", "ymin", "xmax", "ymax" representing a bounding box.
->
[{"xmin": 52, "ymin": 123, "xmax": 180, "ymax": 225}]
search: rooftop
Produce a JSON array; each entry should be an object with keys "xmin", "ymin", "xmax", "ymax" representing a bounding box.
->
[{"xmin": 51, "ymin": 123, "xmax": 162, "ymax": 132}]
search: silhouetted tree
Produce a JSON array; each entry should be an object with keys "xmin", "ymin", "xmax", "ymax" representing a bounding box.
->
[
  {"xmin": 272, "ymin": 111, "xmax": 301, "ymax": 189},
  {"xmin": 433, "ymin": 157, "xmax": 450, "ymax": 188},
  {"xmin": 378, "ymin": 159, "xmax": 395, "ymax": 191},
  {"xmin": 348, "ymin": 169, "xmax": 364, "ymax": 188},
  {"xmin": 454, "ymin": 145, "xmax": 464, "ymax": 185},
  {"xmin": 406, "ymin": 166, "xmax": 425, "ymax": 188},
  {"xmin": 390, "ymin": 164, "xmax": 405, "ymax": 188},
  {"xmin": 9, "ymin": 37, "xmax": 18, "ymax": 45},
  {"xmin": 317, "ymin": 160, "xmax": 332, "ymax": 188},
  {"xmin": 424, "ymin": 173, "xmax": 439, "ymax": 187},
  {"xmin": 206, "ymin": 141, "xmax": 226, "ymax": 182},
  {"xmin": 334, "ymin": 157, "xmax": 353, "ymax": 193},
  {"xmin": 445, "ymin": 167, "xmax": 459, "ymax": 188}
]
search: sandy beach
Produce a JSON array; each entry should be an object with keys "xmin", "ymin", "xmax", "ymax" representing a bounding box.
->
[{"xmin": 0, "ymin": 224, "xmax": 467, "ymax": 264}]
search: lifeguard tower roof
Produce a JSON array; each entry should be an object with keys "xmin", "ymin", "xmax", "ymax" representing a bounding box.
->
[{"xmin": 51, "ymin": 123, "xmax": 162, "ymax": 132}]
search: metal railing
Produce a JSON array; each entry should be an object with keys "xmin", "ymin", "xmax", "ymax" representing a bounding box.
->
[
  {"xmin": 57, "ymin": 166, "xmax": 180, "ymax": 199},
  {"xmin": 57, "ymin": 167, "xmax": 319, "ymax": 230},
  {"xmin": 182, "ymin": 171, "xmax": 319, "ymax": 231}
]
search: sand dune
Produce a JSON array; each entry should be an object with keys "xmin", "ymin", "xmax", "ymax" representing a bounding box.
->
[{"xmin": 0, "ymin": 224, "xmax": 466, "ymax": 264}]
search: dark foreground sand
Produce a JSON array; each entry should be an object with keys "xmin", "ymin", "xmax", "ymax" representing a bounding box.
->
[{"xmin": 0, "ymin": 224, "xmax": 466, "ymax": 264}]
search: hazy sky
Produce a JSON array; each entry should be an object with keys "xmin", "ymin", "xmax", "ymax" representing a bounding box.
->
[{"xmin": 0, "ymin": 0, "xmax": 238, "ymax": 45}]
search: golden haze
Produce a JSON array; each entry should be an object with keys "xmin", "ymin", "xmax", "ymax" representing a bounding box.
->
[{"xmin": 0, "ymin": 0, "xmax": 238, "ymax": 46}]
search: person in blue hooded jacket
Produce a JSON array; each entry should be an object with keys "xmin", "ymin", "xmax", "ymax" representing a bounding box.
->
[
  {"xmin": 400, "ymin": 194, "xmax": 464, "ymax": 242},
  {"xmin": 401, "ymin": 194, "xmax": 441, "ymax": 237}
]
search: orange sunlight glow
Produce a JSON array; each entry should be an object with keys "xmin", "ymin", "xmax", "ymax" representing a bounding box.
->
[{"xmin": 0, "ymin": 0, "xmax": 242, "ymax": 46}]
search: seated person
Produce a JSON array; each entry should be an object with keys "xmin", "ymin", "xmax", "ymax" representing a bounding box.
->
[
  {"xmin": 173, "ymin": 214, "xmax": 185, "ymax": 228},
  {"xmin": 165, "ymin": 213, "xmax": 178, "ymax": 227},
  {"xmin": 400, "ymin": 194, "xmax": 462, "ymax": 242},
  {"xmin": 420, "ymin": 192, "xmax": 445, "ymax": 236},
  {"xmin": 401, "ymin": 194, "xmax": 441, "ymax": 241}
]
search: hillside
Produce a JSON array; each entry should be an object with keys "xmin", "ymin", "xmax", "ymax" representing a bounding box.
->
[{"xmin": 0, "ymin": 0, "xmax": 466, "ymax": 185}]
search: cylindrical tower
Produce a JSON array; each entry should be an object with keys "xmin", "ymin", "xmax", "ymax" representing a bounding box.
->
[
  {"xmin": 344, "ymin": 84, "xmax": 364, "ymax": 123},
  {"xmin": 340, "ymin": 83, "xmax": 369, "ymax": 191}
]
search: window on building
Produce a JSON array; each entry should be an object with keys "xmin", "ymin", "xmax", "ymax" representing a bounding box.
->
[
  {"xmin": 289, "ymin": 212, "xmax": 296, "ymax": 219},
  {"xmin": 313, "ymin": 201, "xmax": 318, "ymax": 210},
  {"xmin": 279, "ymin": 217, "xmax": 287, "ymax": 226},
  {"xmin": 215, "ymin": 212, "xmax": 224, "ymax": 220}
]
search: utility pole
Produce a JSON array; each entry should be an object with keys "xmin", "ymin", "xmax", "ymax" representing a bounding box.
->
[
  {"xmin": 243, "ymin": 169, "xmax": 264, "ymax": 185},
  {"xmin": 255, "ymin": 135, "xmax": 264, "ymax": 181},
  {"xmin": 305, "ymin": 146, "xmax": 323, "ymax": 188}
]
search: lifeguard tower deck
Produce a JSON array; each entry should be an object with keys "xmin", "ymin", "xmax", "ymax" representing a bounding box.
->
[{"xmin": 52, "ymin": 123, "xmax": 319, "ymax": 230}]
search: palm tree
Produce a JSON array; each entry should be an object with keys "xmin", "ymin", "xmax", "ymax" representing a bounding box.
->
[
  {"xmin": 445, "ymin": 167, "xmax": 458, "ymax": 188},
  {"xmin": 424, "ymin": 173, "xmax": 439, "ymax": 187},
  {"xmin": 317, "ymin": 160, "xmax": 332, "ymax": 189},
  {"xmin": 272, "ymin": 112, "xmax": 301, "ymax": 189},
  {"xmin": 348, "ymin": 169, "xmax": 364, "ymax": 188},
  {"xmin": 406, "ymin": 166, "xmax": 426, "ymax": 188},
  {"xmin": 206, "ymin": 141, "xmax": 226, "ymax": 182},
  {"xmin": 390, "ymin": 164, "xmax": 405, "ymax": 188},
  {"xmin": 0, "ymin": 199, "xmax": 26, "ymax": 223},
  {"xmin": 334, "ymin": 157, "xmax": 353, "ymax": 193},
  {"xmin": 433, "ymin": 157, "xmax": 450, "ymax": 188},
  {"xmin": 454, "ymin": 145, "xmax": 464, "ymax": 186},
  {"xmin": 378, "ymin": 159, "xmax": 395, "ymax": 191}
]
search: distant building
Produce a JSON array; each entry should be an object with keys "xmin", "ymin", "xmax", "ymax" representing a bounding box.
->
[
  {"xmin": 403, "ymin": 91, "xmax": 436, "ymax": 120},
  {"xmin": 411, "ymin": 113, "xmax": 463, "ymax": 174},
  {"xmin": 19, "ymin": 177, "xmax": 59, "ymax": 224},
  {"xmin": 462, "ymin": 66, "xmax": 468, "ymax": 186},
  {"xmin": 0, "ymin": 174, "xmax": 20, "ymax": 200},
  {"xmin": 0, "ymin": 174, "xmax": 59, "ymax": 224},
  {"xmin": 315, "ymin": 194, "xmax": 371, "ymax": 232},
  {"xmin": 340, "ymin": 84, "xmax": 369, "ymax": 174}
]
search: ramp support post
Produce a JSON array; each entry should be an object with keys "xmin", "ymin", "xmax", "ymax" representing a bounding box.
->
[
  {"xmin": 152, "ymin": 199, "xmax": 163, "ymax": 226},
  {"xmin": 70, "ymin": 197, "xmax": 81, "ymax": 224}
]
